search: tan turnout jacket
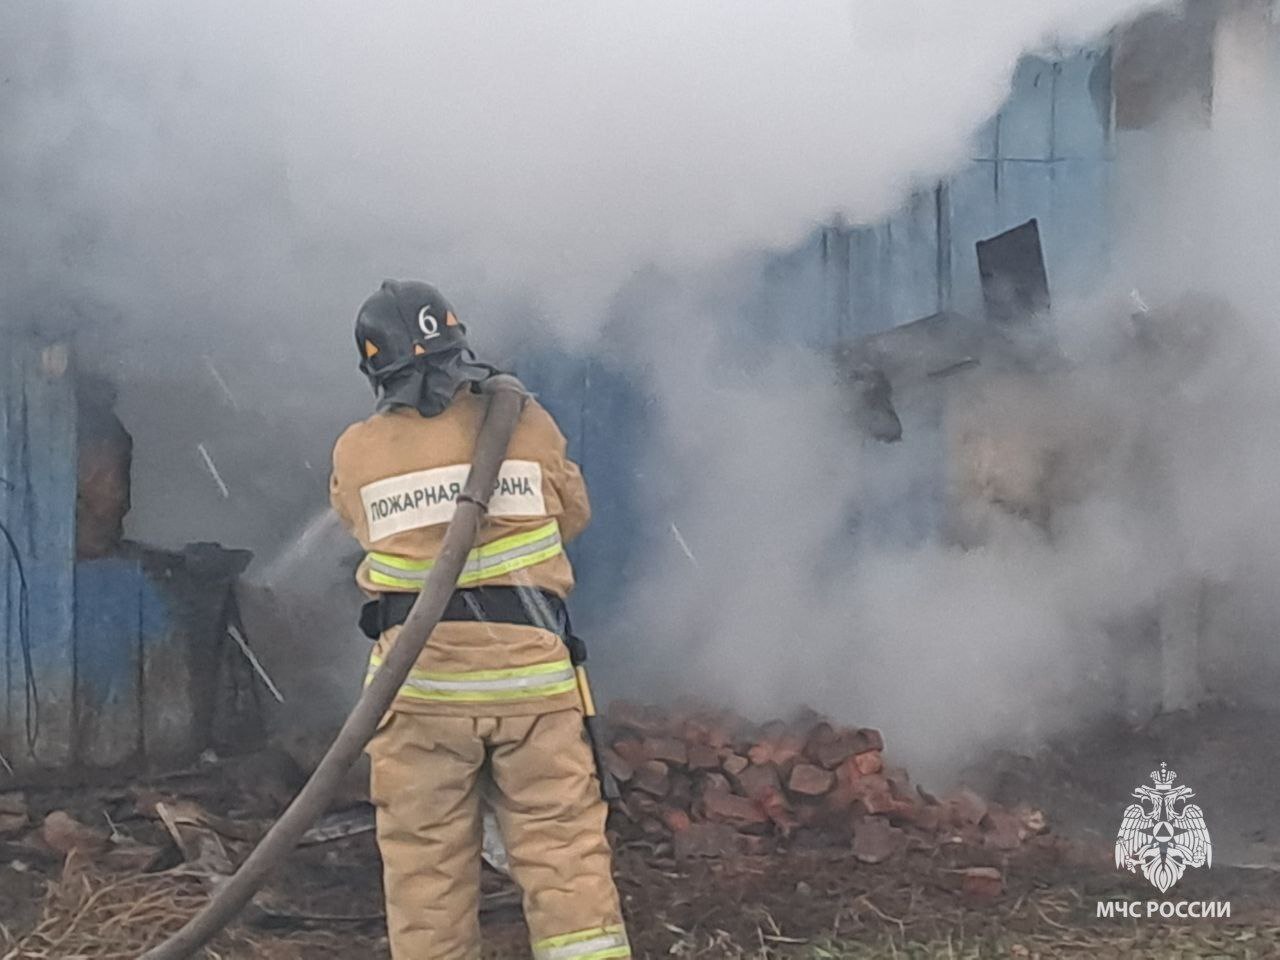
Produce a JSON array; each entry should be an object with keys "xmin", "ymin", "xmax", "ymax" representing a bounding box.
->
[{"xmin": 330, "ymin": 391, "xmax": 590, "ymax": 716}]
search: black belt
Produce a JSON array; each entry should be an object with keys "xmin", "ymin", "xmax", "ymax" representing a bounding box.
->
[{"xmin": 359, "ymin": 586, "xmax": 569, "ymax": 641}]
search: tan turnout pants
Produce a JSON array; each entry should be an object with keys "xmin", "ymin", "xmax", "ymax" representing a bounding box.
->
[{"xmin": 367, "ymin": 707, "xmax": 629, "ymax": 960}]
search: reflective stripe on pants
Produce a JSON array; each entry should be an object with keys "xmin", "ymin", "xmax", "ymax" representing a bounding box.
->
[
  {"xmin": 367, "ymin": 655, "xmax": 578, "ymax": 703},
  {"xmin": 533, "ymin": 925, "xmax": 631, "ymax": 960}
]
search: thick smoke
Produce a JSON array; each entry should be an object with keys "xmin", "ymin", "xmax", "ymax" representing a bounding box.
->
[
  {"xmin": 0, "ymin": 0, "xmax": 1171, "ymax": 566},
  {"xmin": 619, "ymin": 3, "xmax": 1280, "ymax": 779},
  {"xmin": 3, "ymin": 2, "xmax": 1194, "ymax": 765},
  {"xmin": 5, "ymin": 1, "xmax": 1168, "ymax": 341}
]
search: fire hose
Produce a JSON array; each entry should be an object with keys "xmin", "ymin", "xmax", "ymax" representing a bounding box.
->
[{"xmin": 143, "ymin": 374, "xmax": 607, "ymax": 959}]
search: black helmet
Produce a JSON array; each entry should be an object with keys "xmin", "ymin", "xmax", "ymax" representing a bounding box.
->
[
  {"xmin": 354, "ymin": 280, "xmax": 499, "ymax": 416},
  {"xmin": 357, "ymin": 280, "xmax": 468, "ymax": 379}
]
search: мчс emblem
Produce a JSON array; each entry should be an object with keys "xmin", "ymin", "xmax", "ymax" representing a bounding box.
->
[{"xmin": 1115, "ymin": 762, "xmax": 1211, "ymax": 893}]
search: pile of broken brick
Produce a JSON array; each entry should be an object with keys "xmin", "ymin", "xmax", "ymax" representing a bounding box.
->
[{"xmin": 603, "ymin": 702, "xmax": 1047, "ymax": 869}]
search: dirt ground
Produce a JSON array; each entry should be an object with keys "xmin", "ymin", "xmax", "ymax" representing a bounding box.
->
[{"xmin": 3, "ymin": 705, "xmax": 1279, "ymax": 959}]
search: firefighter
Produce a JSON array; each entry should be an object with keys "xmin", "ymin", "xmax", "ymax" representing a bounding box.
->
[{"xmin": 329, "ymin": 280, "xmax": 630, "ymax": 960}]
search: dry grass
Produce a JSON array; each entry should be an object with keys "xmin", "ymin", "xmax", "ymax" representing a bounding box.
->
[
  {"xmin": 4, "ymin": 843, "xmax": 1278, "ymax": 959},
  {"xmin": 656, "ymin": 929, "xmax": 1280, "ymax": 960},
  {"xmin": 0, "ymin": 853, "xmax": 378, "ymax": 960},
  {"xmin": 0, "ymin": 853, "xmax": 213, "ymax": 960},
  {"xmin": 651, "ymin": 892, "xmax": 1280, "ymax": 960},
  {"xmin": 618, "ymin": 845, "xmax": 1280, "ymax": 960}
]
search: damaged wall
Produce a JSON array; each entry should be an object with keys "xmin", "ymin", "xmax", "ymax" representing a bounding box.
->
[
  {"xmin": 75, "ymin": 374, "xmax": 132, "ymax": 561},
  {"xmin": 0, "ymin": 339, "xmax": 261, "ymax": 781},
  {"xmin": 762, "ymin": 47, "xmax": 1114, "ymax": 351}
]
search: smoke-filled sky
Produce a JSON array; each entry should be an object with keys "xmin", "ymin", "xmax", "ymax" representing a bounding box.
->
[{"xmin": 5, "ymin": 0, "xmax": 1170, "ymax": 342}]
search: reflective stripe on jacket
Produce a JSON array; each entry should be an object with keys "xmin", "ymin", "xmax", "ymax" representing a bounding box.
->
[{"xmin": 365, "ymin": 520, "xmax": 563, "ymax": 590}]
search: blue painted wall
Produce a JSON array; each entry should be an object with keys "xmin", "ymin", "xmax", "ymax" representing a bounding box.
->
[
  {"xmin": 73, "ymin": 557, "xmax": 188, "ymax": 770},
  {"xmin": 766, "ymin": 49, "xmax": 1115, "ymax": 346},
  {"xmin": 0, "ymin": 338, "xmax": 77, "ymax": 771},
  {"xmin": 0, "ymin": 339, "xmax": 242, "ymax": 779}
]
